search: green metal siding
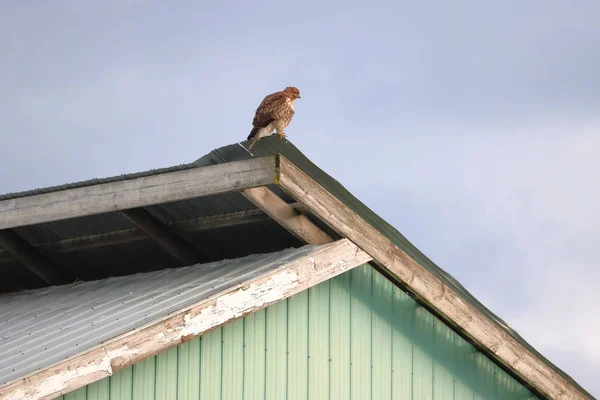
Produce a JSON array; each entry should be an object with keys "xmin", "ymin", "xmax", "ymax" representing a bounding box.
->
[{"xmin": 58, "ymin": 265, "xmax": 539, "ymax": 400}]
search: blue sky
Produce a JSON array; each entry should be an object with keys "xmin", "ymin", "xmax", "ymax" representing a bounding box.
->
[{"xmin": 1, "ymin": 1, "xmax": 599, "ymax": 395}]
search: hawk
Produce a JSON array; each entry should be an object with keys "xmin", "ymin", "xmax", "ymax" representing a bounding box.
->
[{"xmin": 247, "ymin": 86, "xmax": 301, "ymax": 149}]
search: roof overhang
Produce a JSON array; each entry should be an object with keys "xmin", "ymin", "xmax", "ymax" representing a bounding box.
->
[{"xmin": 0, "ymin": 147, "xmax": 591, "ymax": 400}]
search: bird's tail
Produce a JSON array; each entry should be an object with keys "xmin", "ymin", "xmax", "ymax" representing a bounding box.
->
[
  {"xmin": 248, "ymin": 133, "xmax": 261, "ymax": 150},
  {"xmin": 247, "ymin": 127, "xmax": 260, "ymax": 141}
]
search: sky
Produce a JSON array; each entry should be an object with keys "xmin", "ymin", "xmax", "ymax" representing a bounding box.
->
[{"xmin": 1, "ymin": 0, "xmax": 599, "ymax": 396}]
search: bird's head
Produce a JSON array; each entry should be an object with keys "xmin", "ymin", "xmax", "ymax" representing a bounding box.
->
[{"xmin": 284, "ymin": 86, "xmax": 301, "ymax": 100}]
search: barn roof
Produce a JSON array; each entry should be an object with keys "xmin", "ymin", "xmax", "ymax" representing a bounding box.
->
[{"xmin": 0, "ymin": 136, "xmax": 592, "ymax": 400}]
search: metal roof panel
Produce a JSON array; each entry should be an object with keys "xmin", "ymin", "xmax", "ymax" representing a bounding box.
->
[{"xmin": 0, "ymin": 244, "xmax": 321, "ymax": 385}]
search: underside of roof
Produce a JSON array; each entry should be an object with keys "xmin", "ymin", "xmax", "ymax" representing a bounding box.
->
[
  {"xmin": 0, "ymin": 153, "xmax": 335, "ymax": 293},
  {"xmin": 0, "ymin": 136, "xmax": 593, "ymax": 400}
]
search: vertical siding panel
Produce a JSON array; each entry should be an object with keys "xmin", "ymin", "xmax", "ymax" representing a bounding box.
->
[
  {"xmin": 266, "ymin": 301, "xmax": 288, "ymax": 399},
  {"xmin": 63, "ymin": 386, "xmax": 87, "ymax": 400},
  {"xmin": 473, "ymin": 353, "xmax": 487, "ymax": 400},
  {"xmin": 86, "ymin": 377, "xmax": 110, "ymax": 400},
  {"xmin": 474, "ymin": 352, "xmax": 500, "ymax": 400},
  {"xmin": 508, "ymin": 371, "xmax": 537, "ymax": 400},
  {"xmin": 485, "ymin": 354, "xmax": 499, "ymax": 399},
  {"xmin": 287, "ymin": 290, "xmax": 308, "ymax": 400},
  {"xmin": 371, "ymin": 271, "xmax": 392, "ymax": 400},
  {"xmin": 222, "ymin": 318, "xmax": 245, "ymax": 400},
  {"xmin": 506, "ymin": 367, "xmax": 537, "ymax": 400},
  {"xmin": 132, "ymin": 357, "xmax": 155, "ymax": 400},
  {"xmin": 155, "ymin": 346, "xmax": 178, "ymax": 400},
  {"xmin": 350, "ymin": 265, "xmax": 372, "ymax": 400},
  {"xmin": 177, "ymin": 338, "xmax": 200, "ymax": 400},
  {"xmin": 496, "ymin": 366, "xmax": 509, "ymax": 400},
  {"xmin": 472, "ymin": 353, "xmax": 485, "ymax": 400},
  {"xmin": 391, "ymin": 286, "xmax": 412, "ymax": 400},
  {"xmin": 308, "ymin": 281, "xmax": 330, "ymax": 399},
  {"xmin": 412, "ymin": 306, "xmax": 433, "ymax": 400},
  {"xmin": 329, "ymin": 272, "xmax": 351, "ymax": 400},
  {"xmin": 453, "ymin": 337, "xmax": 475, "ymax": 399},
  {"xmin": 243, "ymin": 309, "xmax": 266, "ymax": 399},
  {"xmin": 507, "ymin": 374, "xmax": 522, "ymax": 399},
  {"xmin": 199, "ymin": 328, "xmax": 222, "ymax": 399},
  {"xmin": 432, "ymin": 320, "xmax": 454, "ymax": 400},
  {"xmin": 110, "ymin": 366, "xmax": 133, "ymax": 400}
]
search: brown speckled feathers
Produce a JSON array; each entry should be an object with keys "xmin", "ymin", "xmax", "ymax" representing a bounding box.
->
[{"xmin": 247, "ymin": 87, "xmax": 301, "ymax": 149}]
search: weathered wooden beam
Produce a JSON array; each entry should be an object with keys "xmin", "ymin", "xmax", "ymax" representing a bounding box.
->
[
  {"xmin": 277, "ymin": 155, "xmax": 590, "ymax": 400},
  {"xmin": 0, "ymin": 239, "xmax": 372, "ymax": 400},
  {"xmin": 0, "ymin": 230, "xmax": 72, "ymax": 285},
  {"xmin": 243, "ymin": 187, "xmax": 332, "ymax": 245},
  {"xmin": 0, "ymin": 156, "xmax": 277, "ymax": 230},
  {"xmin": 120, "ymin": 208, "xmax": 206, "ymax": 265}
]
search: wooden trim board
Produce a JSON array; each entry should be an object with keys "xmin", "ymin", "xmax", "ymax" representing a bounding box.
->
[
  {"xmin": 0, "ymin": 156, "xmax": 278, "ymax": 230},
  {"xmin": 0, "ymin": 239, "xmax": 372, "ymax": 400},
  {"xmin": 277, "ymin": 155, "xmax": 590, "ymax": 400}
]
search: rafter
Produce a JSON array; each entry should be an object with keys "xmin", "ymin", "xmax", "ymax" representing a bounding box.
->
[
  {"xmin": 242, "ymin": 187, "xmax": 332, "ymax": 245},
  {"xmin": 0, "ymin": 230, "xmax": 72, "ymax": 285},
  {"xmin": 120, "ymin": 208, "xmax": 206, "ymax": 265}
]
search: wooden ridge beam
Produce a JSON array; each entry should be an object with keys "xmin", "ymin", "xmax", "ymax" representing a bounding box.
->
[
  {"xmin": 120, "ymin": 208, "xmax": 206, "ymax": 265},
  {"xmin": 277, "ymin": 155, "xmax": 590, "ymax": 400},
  {"xmin": 0, "ymin": 156, "xmax": 277, "ymax": 230},
  {"xmin": 0, "ymin": 239, "xmax": 372, "ymax": 400},
  {"xmin": 243, "ymin": 187, "xmax": 332, "ymax": 245},
  {"xmin": 0, "ymin": 230, "xmax": 72, "ymax": 285}
]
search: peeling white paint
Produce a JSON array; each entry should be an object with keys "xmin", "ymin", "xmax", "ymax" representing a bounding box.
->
[
  {"xmin": 157, "ymin": 271, "xmax": 299, "ymax": 344},
  {"xmin": 310, "ymin": 257, "xmax": 316, "ymax": 270},
  {"xmin": 1, "ymin": 346, "xmax": 139, "ymax": 400},
  {"xmin": 336, "ymin": 259, "xmax": 348, "ymax": 271}
]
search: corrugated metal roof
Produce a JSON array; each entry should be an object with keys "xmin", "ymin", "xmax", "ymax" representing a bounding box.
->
[{"xmin": 0, "ymin": 244, "xmax": 323, "ymax": 385}]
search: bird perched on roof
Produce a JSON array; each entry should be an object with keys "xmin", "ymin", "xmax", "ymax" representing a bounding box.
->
[{"xmin": 247, "ymin": 86, "xmax": 301, "ymax": 149}]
